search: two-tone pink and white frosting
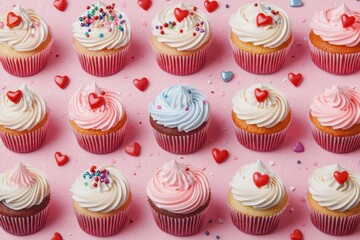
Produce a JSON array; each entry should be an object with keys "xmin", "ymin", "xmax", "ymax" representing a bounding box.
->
[
  {"xmin": 147, "ymin": 160, "xmax": 210, "ymax": 214},
  {"xmin": 310, "ymin": 4, "xmax": 360, "ymax": 47},
  {"xmin": 68, "ymin": 82, "xmax": 125, "ymax": 131},
  {"xmin": 310, "ymin": 85, "xmax": 360, "ymax": 130}
]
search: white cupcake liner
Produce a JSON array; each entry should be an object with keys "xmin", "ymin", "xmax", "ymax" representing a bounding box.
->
[
  {"xmin": 0, "ymin": 204, "xmax": 49, "ymax": 236},
  {"xmin": 0, "ymin": 120, "xmax": 49, "ymax": 153},
  {"xmin": 309, "ymin": 40, "xmax": 360, "ymax": 75}
]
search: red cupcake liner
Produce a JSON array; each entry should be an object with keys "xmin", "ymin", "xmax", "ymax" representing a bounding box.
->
[
  {"xmin": 74, "ymin": 206, "xmax": 131, "ymax": 237},
  {"xmin": 0, "ymin": 37, "xmax": 53, "ymax": 77},
  {"xmin": 75, "ymin": 43, "xmax": 130, "ymax": 77},
  {"xmin": 310, "ymin": 121, "xmax": 360, "ymax": 153},
  {"xmin": 0, "ymin": 204, "xmax": 49, "ymax": 236},
  {"xmin": 0, "ymin": 120, "xmax": 49, "ymax": 153},
  {"xmin": 309, "ymin": 40, "xmax": 360, "ymax": 75},
  {"xmin": 72, "ymin": 122, "xmax": 127, "ymax": 154},
  {"xmin": 152, "ymin": 121, "xmax": 210, "ymax": 154},
  {"xmin": 155, "ymin": 43, "xmax": 210, "ymax": 76},
  {"xmin": 230, "ymin": 38, "xmax": 293, "ymax": 74}
]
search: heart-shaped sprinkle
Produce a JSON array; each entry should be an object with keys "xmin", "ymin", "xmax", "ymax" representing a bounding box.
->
[
  {"xmin": 53, "ymin": 0, "xmax": 67, "ymax": 12},
  {"xmin": 341, "ymin": 14, "xmax": 356, "ymax": 28},
  {"xmin": 293, "ymin": 141, "xmax": 304, "ymax": 152},
  {"xmin": 88, "ymin": 93, "xmax": 105, "ymax": 110},
  {"xmin": 290, "ymin": 0, "xmax": 303, "ymax": 7},
  {"xmin": 253, "ymin": 172, "xmax": 270, "ymax": 188},
  {"xmin": 256, "ymin": 13, "xmax": 273, "ymax": 27},
  {"xmin": 290, "ymin": 229, "xmax": 303, "ymax": 240},
  {"xmin": 174, "ymin": 8, "xmax": 189, "ymax": 22},
  {"xmin": 288, "ymin": 72, "xmax": 303, "ymax": 87},
  {"xmin": 221, "ymin": 71, "xmax": 234, "ymax": 82},
  {"xmin": 54, "ymin": 75, "xmax": 70, "ymax": 89},
  {"xmin": 7, "ymin": 90, "xmax": 22, "ymax": 104},
  {"xmin": 212, "ymin": 148, "xmax": 229, "ymax": 164},
  {"xmin": 137, "ymin": 0, "xmax": 152, "ymax": 11},
  {"xmin": 133, "ymin": 77, "xmax": 149, "ymax": 91},
  {"xmin": 204, "ymin": 0, "xmax": 219, "ymax": 13},
  {"xmin": 51, "ymin": 232, "xmax": 63, "ymax": 240},
  {"xmin": 254, "ymin": 88, "xmax": 269, "ymax": 102},
  {"xmin": 125, "ymin": 142, "xmax": 141, "ymax": 156},
  {"xmin": 55, "ymin": 152, "xmax": 69, "ymax": 166},
  {"xmin": 334, "ymin": 171, "xmax": 349, "ymax": 185},
  {"xmin": 7, "ymin": 12, "xmax": 22, "ymax": 29}
]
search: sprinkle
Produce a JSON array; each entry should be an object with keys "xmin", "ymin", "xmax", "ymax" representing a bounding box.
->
[
  {"xmin": 99, "ymin": 15, "xmax": 103, "ymax": 20},
  {"xmin": 202, "ymin": 100, "xmax": 207, "ymax": 104},
  {"xmin": 155, "ymin": 25, "xmax": 159, "ymax": 29},
  {"xmin": 102, "ymin": 12, "xmax": 106, "ymax": 16},
  {"xmin": 188, "ymin": 90, "xmax": 192, "ymax": 94},
  {"xmin": 88, "ymin": 28, "xmax": 91, "ymax": 32},
  {"xmin": 160, "ymin": 30, "xmax": 164, "ymax": 34},
  {"xmin": 110, "ymin": 16, "xmax": 114, "ymax": 21},
  {"xmin": 85, "ymin": 32, "xmax": 89, "ymax": 36},
  {"xmin": 31, "ymin": 24, "xmax": 34, "ymax": 28},
  {"xmin": 93, "ymin": 183, "xmax": 98, "ymax": 188},
  {"xmin": 193, "ymin": 6, "xmax": 197, "ymax": 11},
  {"xmin": 119, "ymin": 14, "xmax": 122, "ymax": 19},
  {"xmin": 268, "ymin": 161, "xmax": 275, "ymax": 166},
  {"xmin": 225, "ymin": 4, "xmax": 230, "ymax": 8},
  {"xmin": 105, "ymin": 179, "xmax": 109, "ymax": 184},
  {"xmin": 80, "ymin": 23, "xmax": 84, "ymax": 27},
  {"xmin": 218, "ymin": 218, "xmax": 224, "ymax": 224},
  {"xmin": 164, "ymin": 23, "xmax": 169, "ymax": 27},
  {"xmin": 267, "ymin": 7, "xmax": 271, "ymax": 10},
  {"xmin": 168, "ymin": 21, "xmax": 172, "ymax": 25},
  {"xmin": 99, "ymin": 33, "xmax": 104, "ymax": 38},
  {"xmin": 180, "ymin": 29, "xmax": 183, "ymax": 33},
  {"xmin": 205, "ymin": 231, "xmax": 210, "ymax": 236},
  {"xmin": 108, "ymin": 28, "xmax": 112, "ymax": 32},
  {"xmin": 86, "ymin": 5, "xmax": 90, "ymax": 10},
  {"xmin": 185, "ymin": 107, "xmax": 189, "ymax": 111},
  {"xmin": 290, "ymin": 186, "xmax": 296, "ymax": 191},
  {"xmin": 297, "ymin": 160, "xmax": 301, "ymax": 164},
  {"xmin": 200, "ymin": 29, "xmax": 205, "ymax": 33},
  {"xmin": 193, "ymin": 32, "xmax": 197, "ymax": 36},
  {"xmin": 185, "ymin": 167, "xmax": 189, "ymax": 171},
  {"xmin": 293, "ymin": 142, "xmax": 304, "ymax": 152},
  {"xmin": 84, "ymin": 182, "xmax": 88, "ymax": 186},
  {"xmin": 208, "ymin": 219, "xmax": 213, "ymax": 223},
  {"xmin": 216, "ymin": 235, "xmax": 220, "ymax": 239},
  {"xmin": 157, "ymin": 105, "xmax": 161, "ymax": 109},
  {"xmin": 196, "ymin": 27, "xmax": 200, "ymax": 31},
  {"xmin": 164, "ymin": 95, "xmax": 168, "ymax": 99},
  {"xmin": 254, "ymin": 3, "xmax": 258, "ymax": 6}
]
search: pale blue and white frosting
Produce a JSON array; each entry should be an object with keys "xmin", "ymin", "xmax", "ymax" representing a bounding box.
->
[{"xmin": 149, "ymin": 85, "xmax": 210, "ymax": 132}]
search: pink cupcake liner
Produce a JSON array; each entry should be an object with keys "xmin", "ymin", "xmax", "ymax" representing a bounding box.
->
[
  {"xmin": 230, "ymin": 38, "xmax": 293, "ymax": 74},
  {"xmin": 0, "ymin": 204, "xmax": 49, "ymax": 236},
  {"xmin": 0, "ymin": 37, "xmax": 53, "ymax": 77},
  {"xmin": 75, "ymin": 43, "xmax": 130, "ymax": 77},
  {"xmin": 74, "ymin": 206, "xmax": 131, "ymax": 237},
  {"xmin": 310, "ymin": 121, "xmax": 360, "ymax": 153},
  {"xmin": 155, "ymin": 43, "xmax": 210, "ymax": 76},
  {"xmin": 152, "ymin": 121, "xmax": 210, "ymax": 154},
  {"xmin": 72, "ymin": 122, "xmax": 127, "ymax": 154},
  {"xmin": 0, "ymin": 120, "xmax": 49, "ymax": 153},
  {"xmin": 309, "ymin": 40, "xmax": 360, "ymax": 75}
]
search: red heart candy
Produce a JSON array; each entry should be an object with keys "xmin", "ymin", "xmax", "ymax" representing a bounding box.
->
[
  {"xmin": 204, "ymin": 0, "xmax": 219, "ymax": 13},
  {"xmin": 174, "ymin": 8, "xmax": 189, "ymax": 22},
  {"xmin": 212, "ymin": 148, "xmax": 229, "ymax": 164},
  {"xmin": 288, "ymin": 72, "xmax": 303, "ymax": 87},
  {"xmin": 334, "ymin": 171, "xmax": 348, "ymax": 185},
  {"xmin": 51, "ymin": 232, "xmax": 63, "ymax": 240},
  {"xmin": 137, "ymin": 0, "xmax": 151, "ymax": 11},
  {"xmin": 125, "ymin": 142, "xmax": 141, "ymax": 156},
  {"xmin": 55, "ymin": 152, "xmax": 69, "ymax": 167},
  {"xmin": 341, "ymin": 14, "xmax": 356, "ymax": 28},
  {"xmin": 133, "ymin": 77, "xmax": 149, "ymax": 92},
  {"xmin": 53, "ymin": 0, "xmax": 67, "ymax": 12},
  {"xmin": 54, "ymin": 75, "xmax": 70, "ymax": 89},
  {"xmin": 88, "ymin": 93, "xmax": 105, "ymax": 110},
  {"xmin": 256, "ymin": 13, "xmax": 273, "ymax": 27},
  {"xmin": 254, "ymin": 88, "xmax": 269, "ymax": 102},
  {"xmin": 290, "ymin": 229, "xmax": 303, "ymax": 240},
  {"xmin": 7, "ymin": 12, "xmax": 22, "ymax": 29},
  {"xmin": 7, "ymin": 90, "xmax": 22, "ymax": 104},
  {"xmin": 253, "ymin": 172, "xmax": 270, "ymax": 188}
]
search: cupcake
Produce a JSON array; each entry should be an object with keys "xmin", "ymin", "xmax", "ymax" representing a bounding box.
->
[
  {"xmin": 308, "ymin": 163, "xmax": 360, "ymax": 235},
  {"xmin": 309, "ymin": 4, "xmax": 360, "ymax": 75},
  {"xmin": 228, "ymin": 160, "xmax": 288, "ymax": 235},
  {"xmin": 0, "ymin": 4, "xmax": 53, "ymax": 77},
  {"xmin": 73, "ymin": 1, "xmax": 131, "ymax": 76},
  {"xmin": 0, "ymin": 83, "xmax": 48, "ymax": 153},
  {"xmin": 148, "ymin": 84, "xmax": 210, "ymax": 154},
  {"xmin": 71, "ymin": 165, "xmax": 131, "ymax": 237},
  {"xmin": 0, "ymin": 163, "xmax": 50, "ymax": 236},
  {"xmin": 68, "ymin": 82, "xmax": 127, "ymax": 154},
  {"xmin": 229, "ymin": 2, "xmax": 293, "ymax": 74},
  {"xmin": 309, "ymin": 85, "xmax": 360, "ymax": 153},
  {"xmin": 232, "ymin": 83, "xmax": 291, "ymax": 151},
  {"xmin": 147, "ymin": 160, "xmax": 210, "ymax": 236},
  {"xmin": 151, "ymin": 3, "xmax": 211, "ymax": 75}
]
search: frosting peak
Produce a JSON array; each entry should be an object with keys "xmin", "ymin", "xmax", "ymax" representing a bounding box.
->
[
  {"xmin": 159, "ymin": 160, "xmax": 195, "ymax": 191},
  {"xmin": 9, "ymin": 162, "xmax": 35, "ymax": 188}
]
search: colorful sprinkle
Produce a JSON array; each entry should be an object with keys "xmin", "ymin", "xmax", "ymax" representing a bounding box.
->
[
  {"xmin": 99, "ymin": 33, "xmax": 104, "ymax": 38},
  {"xmin": 293, "ymin": 142, "xmax": 304, "ymax": 152},
  {"xmin": 157, "ymin": 105, "xmax": 161, "ymax": 109},
  {"xmin": 216, "ymin": 235, "xmax": 220, "ymax": 239},
  {"xmin": 297, "ymin": 160, "xmax": 301, "ymax": 164},
  {"xmin": 290, "ymin": 0, "xmax": 303, "ymax": 7},
  {"xmin": 205, "ymin": 230, "xmax": 210, "ymax": 236},
  {"xmin": 185, "ymin": 107, "xmax": 189, "ymax": 111},
  {"xmin": 225, "ymin": 4, "xmax": 230, "ymax": 8}
]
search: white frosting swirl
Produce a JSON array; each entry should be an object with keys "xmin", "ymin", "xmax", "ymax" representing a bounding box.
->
[
  {"xmin": 0, "ymin": 83, "xmax": 47, "ymax": 131},
  {"xmin": 230, "ymin": 160, "xmax": 286, "ymax": 210},
  {"xmin": 232, "ymin": 83, "xmax": 289, "ymax": 128},
  {"xmin": 229, "ymin": 2, "xmax": 291, "ymax": 48},
  {"xmin": 309, "ymin": 164, "xmax": 360, "ymax": 212}
]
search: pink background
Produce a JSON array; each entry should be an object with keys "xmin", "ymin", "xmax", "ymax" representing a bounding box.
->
[{"xmin": 0, "ymin": 0, "xmax": 360, "ymax": 239}]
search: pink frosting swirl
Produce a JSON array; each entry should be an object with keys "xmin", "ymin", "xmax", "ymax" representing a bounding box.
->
[
  {"xmin": 310, "ymin": 4, "xmax": 360, "ymax": 47},
  {"xmin": 68, "ymin": 82, "xmax": 125, "ymax": 131},
  {"xmin": 9, "ymin": 162, "xmax": 35, "ymax": 188},
  {"xmin": 310, "ymin": 85, "xmax": 360, "ymax": 130},
  {"xmin": 146, "ymin": 160, "xmax": 210, "ymax": 214}
]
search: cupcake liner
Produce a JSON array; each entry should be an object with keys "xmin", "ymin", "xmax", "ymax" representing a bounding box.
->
[
  {"xmin": 309, "ymin": 40, "xmax": 360, "ymax": 75},
  {"xmin": 0, "ymin": 120, "xmax": 49, "ymax": 153},
  {"xmin": 310, "ymin": 121, "xmax": 360, "ymax": 153},
  {"xmin": 75, "ymin": 43, "xmax": 130, "ymax": 77},
  {"xmin": 152, "ymin": 121, "xmax": 210, "ymax": 154},
  {"xmin": 74, "ymin": 206, "xmax": 131, "ymax": 237},
  {"xmin": 0, "ymin": 204, "xmax": 49, "ymax": 236},
  {"xmin": 0, "ymin": 37, "xmax": 53, "ymax": 77},
  {"xmin": 72, "ymin": 121, "xmax": 127, "ymax": 154},
  {"xmin": 230, "ymin": 38, "xmax": 293, "ymax": 74},
  {"xmin": 155, "ymin": 43, "xmax": 210, "ymax": 76}
]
